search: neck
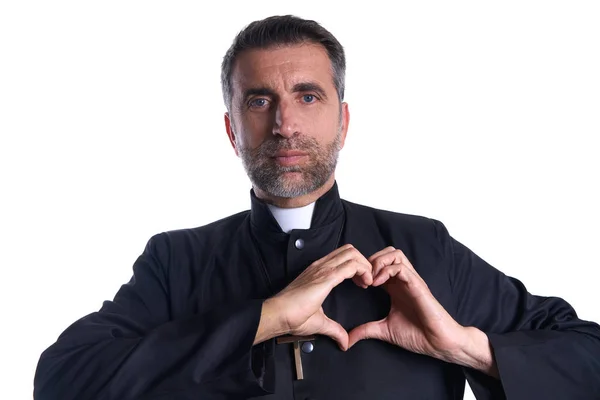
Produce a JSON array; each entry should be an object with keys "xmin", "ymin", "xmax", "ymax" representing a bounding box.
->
[{"xmin": 253, "ymin": 175, "xmax": 336, "ymax": 208}]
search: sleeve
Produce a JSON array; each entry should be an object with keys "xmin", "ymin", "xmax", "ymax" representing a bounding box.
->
[
  {"xmin": 33, "ymin": 233, "xmax": 276, "ymax": 400},
  {"xmin": 432, "ymin": 219, "xmax": 600, "ymax": 400}
]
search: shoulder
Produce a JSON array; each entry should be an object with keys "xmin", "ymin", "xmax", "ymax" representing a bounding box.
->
[
  {"xmin": 166, "ymin": 210, "xmax": 250, "ymax": 241},
  {"xmin": 342, "ymin": 199, "xmax": 451, "ymax": 244},
  {"xmin": 343, "ymin": 199, "xmax": 445, "ymax": 231},
  {"xmin": 143, "ymin": 210, "xmax": 250, "ymax": 260}
]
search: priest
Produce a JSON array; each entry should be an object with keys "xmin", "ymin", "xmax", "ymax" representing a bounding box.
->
[{"xmin": 34, "ymin": 15, "xmax": 600, "ymax": 400}]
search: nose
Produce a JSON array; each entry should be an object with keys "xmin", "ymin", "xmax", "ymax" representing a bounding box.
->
[{"xmin": 273, "ymin": 100, "xmax": 299, "ymax": 138}]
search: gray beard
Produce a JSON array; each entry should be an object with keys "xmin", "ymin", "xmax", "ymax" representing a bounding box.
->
[{"xmin": 238, "ymin": 133, "xmax": 341, "ymax": 198}]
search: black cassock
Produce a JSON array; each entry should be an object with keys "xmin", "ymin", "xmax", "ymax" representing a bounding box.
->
[{"xmin": 34, "ymin": 183, "xmax": 600, "ymax": 399}]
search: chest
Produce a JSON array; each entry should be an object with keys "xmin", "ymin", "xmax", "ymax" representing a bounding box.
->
[
  {"xmin": 166, "ymin": 219, "xmax": 464, "ymax": 398},
  {"xmin": 167, "ymin": 217, "xmax": 457, "ymax": 322}
]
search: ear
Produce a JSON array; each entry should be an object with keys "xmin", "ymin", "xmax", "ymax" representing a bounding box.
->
[
  {"xmin": 224, "ymin": 112, "xmax": 239, "ymax": 156},
  {"xmin": 339, "ymin": 102, "xmax": 350, "ymax": 149}
]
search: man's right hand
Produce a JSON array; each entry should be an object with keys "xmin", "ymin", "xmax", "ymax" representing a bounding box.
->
[{"xmin": 253, "ymin": 244, "xmax": 373, "ymax": 350}]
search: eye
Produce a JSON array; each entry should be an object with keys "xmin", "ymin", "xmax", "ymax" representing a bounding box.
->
[
  {"xmin": 302, "ymin": 94, "xmax": 316, "ymax": 103},
  {"xmin": 248, "ymin": 98, "xmax": 269, "ymax": 108}
]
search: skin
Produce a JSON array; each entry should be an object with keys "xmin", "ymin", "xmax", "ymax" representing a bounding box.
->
[
  {"xmin": 224, "ymin": 43, "xmax": 349, "ymax": 208},
  {"xmin": 224, "ymin": 43, "xmax": 499, "ymax": 378}
]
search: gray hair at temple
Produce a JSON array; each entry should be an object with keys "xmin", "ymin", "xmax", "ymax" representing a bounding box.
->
[{"xmin": 220, "ymin": 15, "xmax": 346, "ymax": 112}]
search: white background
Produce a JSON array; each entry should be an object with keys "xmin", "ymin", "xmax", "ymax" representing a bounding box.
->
[{"xmin": 1, "ymin": 1, "xmax": 599, "ymax": 399}]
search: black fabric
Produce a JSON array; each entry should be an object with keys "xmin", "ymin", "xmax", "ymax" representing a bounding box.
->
[{"xmin": 34, "ymin": 182, "xmax": 600, "ymax": 399}]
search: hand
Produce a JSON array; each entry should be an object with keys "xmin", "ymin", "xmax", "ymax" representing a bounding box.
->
[
  {"xmin": 347, "ymin": 247, "xmax": 466, "ymax": 361},
  {"xmin": 255, "ymin": 244, "xmax": 373, "ymax": 350}
]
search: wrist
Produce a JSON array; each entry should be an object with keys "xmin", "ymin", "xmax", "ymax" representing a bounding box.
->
[
  {"xmin": 448, "ymin": 327, "xmax": 499, "ymax": 378},
  {"xmin": 253, "ymin": 297, "xmax": 288, "ymax": 345}
]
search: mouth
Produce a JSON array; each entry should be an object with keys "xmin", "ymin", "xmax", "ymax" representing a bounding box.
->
[{"xmin": 272, "ymin": 151, "xmax": 308, "ymax": 166}]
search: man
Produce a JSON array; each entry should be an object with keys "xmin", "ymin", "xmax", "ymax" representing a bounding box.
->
[{"xmin": 34, "ymin": 15, "xmax": 600, "ymax": 400}]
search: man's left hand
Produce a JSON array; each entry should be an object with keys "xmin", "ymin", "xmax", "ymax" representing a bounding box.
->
[{"xmin": 347, "ymin": 247, "xmax": 498, "ymax": 377}]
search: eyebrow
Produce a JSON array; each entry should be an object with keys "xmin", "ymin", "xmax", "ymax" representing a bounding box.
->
[
  {"xmin": 292, "ymin": 82, "xmax": 328, "ymax": 100},
  {"xmin": 242, "ymin": 87, "xmax": 277, "ymax": 102},
  {"xmin": 241, "ymin": 81, "xmax": 329, "ymax": 104}
]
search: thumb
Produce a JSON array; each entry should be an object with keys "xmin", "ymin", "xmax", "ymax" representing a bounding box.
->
[
  {"xmin": 316, "ymin": 312, "xmax": 349, "ymax": 351},
  {"xmin": 348, "ymin": 318, "xmax": 388, "ymax": 349}
]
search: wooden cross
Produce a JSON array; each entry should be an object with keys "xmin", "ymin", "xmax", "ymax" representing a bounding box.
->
[{"xmin": 276, "ymin": 335, "xmax": 316, "ymax": 380}]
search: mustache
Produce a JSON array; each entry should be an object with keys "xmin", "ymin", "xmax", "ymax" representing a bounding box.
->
[{"xmin": 255, "ymin": 137, "xmax": 319, "ymax": 156}]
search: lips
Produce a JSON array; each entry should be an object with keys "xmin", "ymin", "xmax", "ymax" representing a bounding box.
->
[
  {"xmin": 273, "ymin": 150, "xmax": 308, "ymax": 157},
  {"xmin": 272, "ymin": 150, "xmax": 308, "ymax": 166}
]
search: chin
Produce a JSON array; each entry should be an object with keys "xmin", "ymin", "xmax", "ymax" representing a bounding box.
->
[{"xmin": 269, "ymin": 176, "xmax": 315, "ymax": 198}]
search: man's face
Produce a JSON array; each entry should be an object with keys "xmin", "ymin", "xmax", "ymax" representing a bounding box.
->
[{"xmin": 225, "ymin": 43, "xmax": 349, "ymax": 199}]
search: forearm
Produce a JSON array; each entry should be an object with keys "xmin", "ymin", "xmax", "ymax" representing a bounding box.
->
[{"xmin": 35, "ymin": 300, "xmax": 270, "ymax": 400}]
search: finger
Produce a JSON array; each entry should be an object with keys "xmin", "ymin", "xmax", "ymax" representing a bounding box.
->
[
  {"xmin": 375, "ymin": 264, "xmax": 443, "ymax": 321},
  {"xmin": 372, "ymin": 263, "xmax": 405, "ymax": 287},
  {"xmin": 373, "ymin": 262, "xmax": 429, "ymax": 298},
  {"xmin": 402, "ymin": 270, "xmax": 447, "ymax": 318},
  {"xmin": 334, "ymin": 256, "xmax": 373, "ymax": 287},
  {"xmin": 367, "ymin": 246, "xmax": 396, "ymax": 264},
  {"xmin": 370, "ymin": 248, "xmax": 404, "ymax": 276},
  {"xmin": 297, "ymin": 244, "xmax": 356, "ymax": 282},
  {"xmin": 317, "ymin": 312, "xmax": 350, "ymax": 351},
  {"xmin": 352, "ymin": 275, "xmax": 369, "ymax": 289},
  {"xmin": 348, "ymin": 318, "xmax": 388, "ymax": 348},
  {"xmin": 402, "ymin": 257, "xmax": 428, "ymax": 287},
  {"xmin": 313, "ymin": 243, "xmax": 355, "ymax": 267},
  {"xmin": 352, "ymin": 257, "xmax": 374, "ymax": 287},
  {"xmin": 324, "ymin": 247, "xmax": 373, "ymax": 286},
  {"xmin": 398, "ymin": 258, "xmax": 427, "ymax": 287}
]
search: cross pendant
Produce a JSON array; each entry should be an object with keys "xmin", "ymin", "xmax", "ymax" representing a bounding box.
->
[{"xmin": 276, "ymin": 335, "xmax": 316, "ymax": 380}]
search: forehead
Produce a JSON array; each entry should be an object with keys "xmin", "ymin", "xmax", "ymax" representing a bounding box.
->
[{"xmin": 231, "ymin": 43, "xmax": 335, "ymax": 94}]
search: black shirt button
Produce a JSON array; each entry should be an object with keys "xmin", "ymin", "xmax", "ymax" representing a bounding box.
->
[
  {"xmin": 294, "ymin": 238, "xmax": 305, "ymax": 249},
  {"xmin": 301, "ymin": 341, "xmax": 314, "ymax": 353}
]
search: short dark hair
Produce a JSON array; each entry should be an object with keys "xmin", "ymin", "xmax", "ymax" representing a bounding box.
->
[{"xmin": 220, "ymin": 15, "xmax": 346, "ymax": 112}]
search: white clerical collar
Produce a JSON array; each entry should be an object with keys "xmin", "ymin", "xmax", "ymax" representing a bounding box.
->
[{"xmin": 267, "ymin": 202, "xmax": 316, "ymax": 233}]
